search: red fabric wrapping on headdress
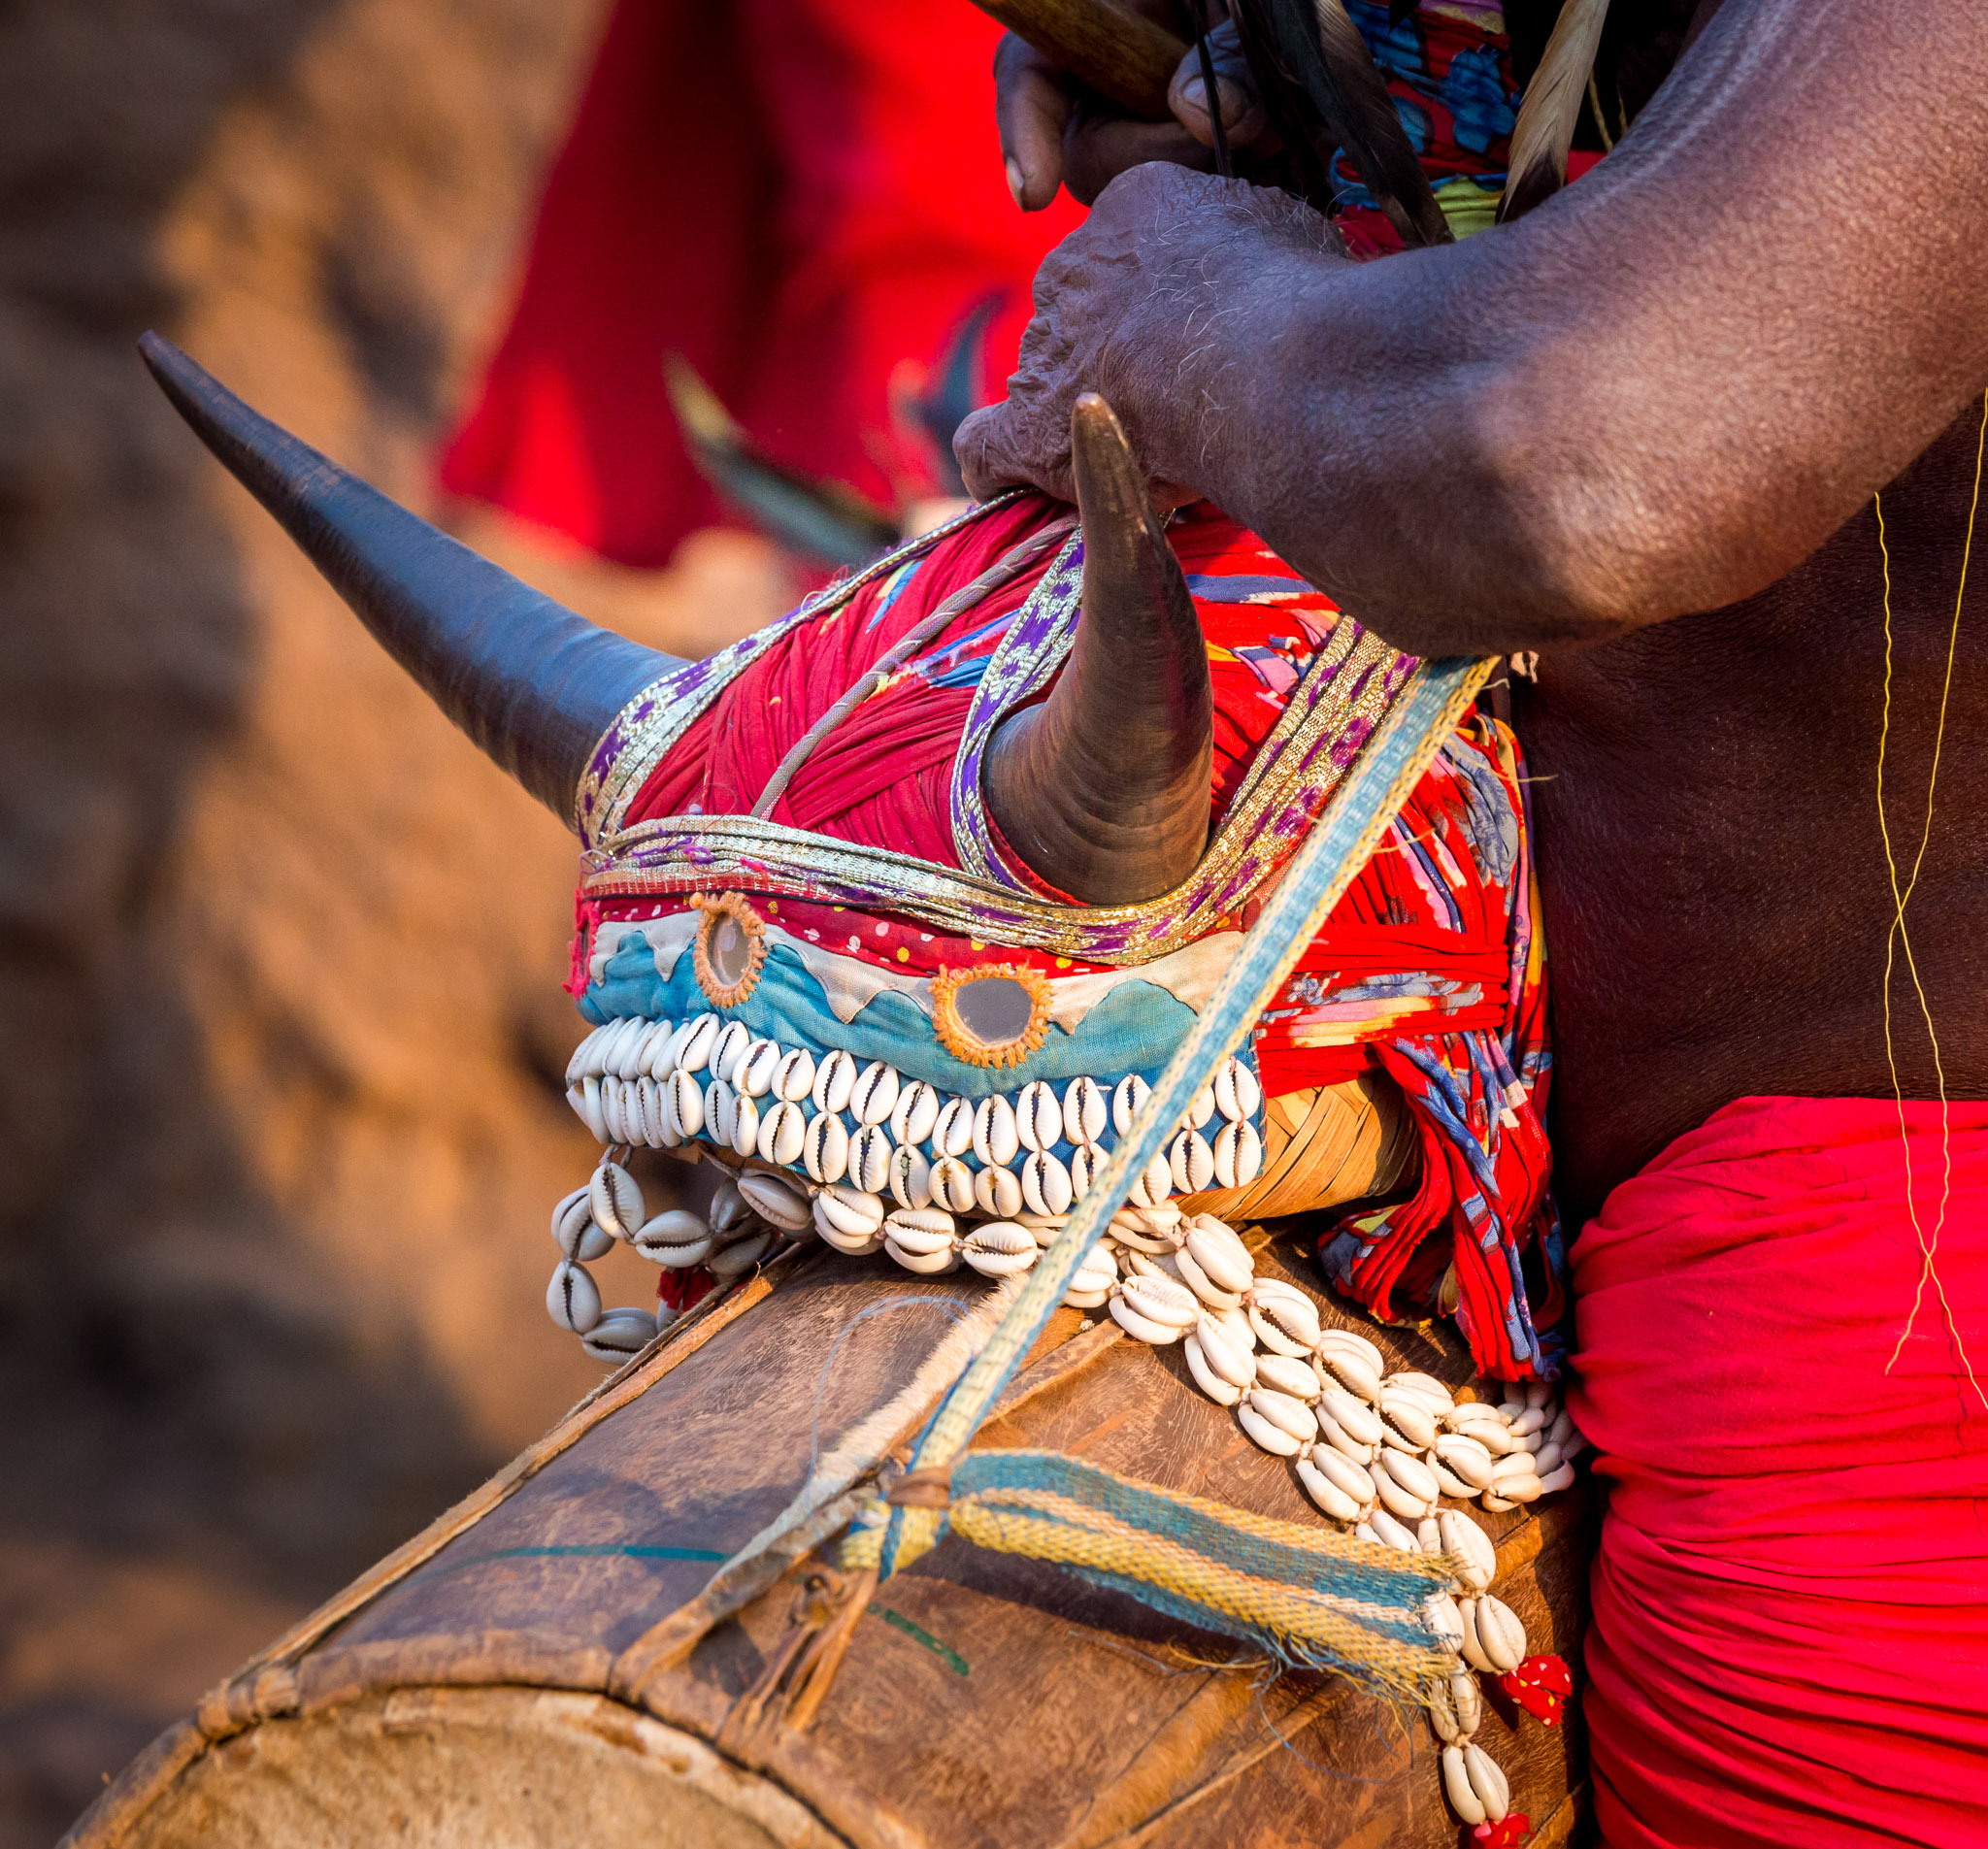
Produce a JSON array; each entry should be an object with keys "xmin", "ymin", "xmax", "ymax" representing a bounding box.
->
[
  {"xmin": 1571, "ymin": 1098, "xmax": 1988, "ymax": 1846},
  {"xmin": 439, "ymin": 0, "xmax": 1083, "ymax": 564},
  {"xmin": 603, "ymin": 498, "xmax": 1560, "ymax": 1376}
]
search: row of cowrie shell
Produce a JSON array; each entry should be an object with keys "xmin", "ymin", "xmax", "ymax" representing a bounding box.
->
[{"xmin": 567, "ymin": 1022, "xmax": 1267, "ymax": 1191}]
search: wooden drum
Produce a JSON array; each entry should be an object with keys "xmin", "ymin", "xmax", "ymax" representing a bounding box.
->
[{"xmin": 65, "ymin": 1237, "xmax": 1590, "ymax": 1847}]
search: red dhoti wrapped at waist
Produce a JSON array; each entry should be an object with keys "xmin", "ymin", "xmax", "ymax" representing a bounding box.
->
[{"xmin": 1570, "ymin": 1096, "xmax": 1988, "ymax": 1847}]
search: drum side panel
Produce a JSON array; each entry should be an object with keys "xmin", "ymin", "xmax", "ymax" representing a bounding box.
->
[{"xmin": 116, "ymin": 1688, "xmax": 842, "ymax": 1849}]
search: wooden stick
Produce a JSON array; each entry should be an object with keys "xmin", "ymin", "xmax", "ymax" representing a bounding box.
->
[{"xmin": 971, "ymin": 0, "xmax": 1188, "ymax": 118}]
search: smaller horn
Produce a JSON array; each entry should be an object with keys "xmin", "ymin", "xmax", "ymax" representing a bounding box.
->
[
  {"xmin": 139, "ymin": 333, "xmax": 681, "ymax": 826},
  {"xmin": 984, "ymin": 394, "xmax": 1213, "ymax": 906}
]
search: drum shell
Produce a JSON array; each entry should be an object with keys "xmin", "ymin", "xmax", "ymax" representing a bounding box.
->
[{"xmin": 63, "ymin": 1246, "xmax": 1590, "ymax": 1848}]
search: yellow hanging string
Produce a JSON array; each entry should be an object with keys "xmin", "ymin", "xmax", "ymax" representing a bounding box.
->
[{"xmin": 1873, "ymin": 389, "xmax": 1988, "ymax": 1409}]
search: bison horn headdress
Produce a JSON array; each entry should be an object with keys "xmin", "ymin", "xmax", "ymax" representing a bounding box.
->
[{"xmin": 141, "ymin": 311, "xmax": 1567, "ymax": 1798}]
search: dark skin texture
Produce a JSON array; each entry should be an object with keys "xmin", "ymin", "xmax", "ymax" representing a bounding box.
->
[{"xmin": 964, "ymin": 0, "xmax": 1988, "ymax": 1226}]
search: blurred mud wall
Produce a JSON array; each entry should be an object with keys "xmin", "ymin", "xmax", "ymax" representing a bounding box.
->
[{"xmin": 0, "ymin": 3, "xmax": 784, "ymax": 1839}]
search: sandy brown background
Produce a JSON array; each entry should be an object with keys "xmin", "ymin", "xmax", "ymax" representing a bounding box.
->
[{"xmin": 0, "ymin": 3, "xmax": 785, "ymax": 1839}]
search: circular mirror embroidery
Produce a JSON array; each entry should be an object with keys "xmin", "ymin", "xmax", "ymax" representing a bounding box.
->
[
  {"xmin": 931, "ymin": 962, "xmax": 1053, "ymax": 1068},
  {"xmin": 691, "ymin": 892, "xmax": 768, "ymax": 1008}
]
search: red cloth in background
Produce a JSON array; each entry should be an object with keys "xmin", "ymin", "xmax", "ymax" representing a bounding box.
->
[
  {"xmin": 1570, "ymin": 1097, "xmax": 1988, "ymax": 1846},
  {"xmin": 440, "ymin": 0, "xmax": 1084, "ymax": 566}
]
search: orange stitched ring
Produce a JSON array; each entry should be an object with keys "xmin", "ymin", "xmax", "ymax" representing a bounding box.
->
[
  {"xmin": 930, "ymin": 962, "xmax": 1053, "ymax": 1069},
  {"xmin": 690, "ymin": 892, "xmax": 769, "ymax": 1008}
]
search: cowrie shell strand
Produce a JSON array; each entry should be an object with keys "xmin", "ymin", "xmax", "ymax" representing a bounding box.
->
[{"xmin": 737, "ymin": 1170, "xmax": 811, "ymax": 1232}]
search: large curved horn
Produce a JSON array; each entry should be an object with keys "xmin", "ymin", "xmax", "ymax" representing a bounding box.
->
[
  {"xmin": 139, "ymin": 333, "xmax": 681, "ymax": 826},
  {"xmin": 984, "ymin": 394, "xmax": 1212, "ymax": 906}
]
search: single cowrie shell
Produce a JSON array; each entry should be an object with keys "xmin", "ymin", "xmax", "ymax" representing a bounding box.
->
[
  {"xmin": 1172, "ymin": 1244, "xmax": 1242, "ymax": 1311},
  {"xmin": 708, "ymin": 1179, "xmax": 750, "ymax": 1238},
  {"xmin": 1389, "ymin": 1370, "xmax": 1457, "ymax": 1410},
  {"xmin": 1531, "ymin": 1439, "xmax": 1564, "ymax": 1476},
  {"xmin": 706, "ymin": 1077, "xmax": 739, "ymax": 1150},
  {"xmin": 1431, "ymin": 1459, "xmax": 1479, "ymax": 1501},
  {"xmin": 737, "ymin": 1169, "xmax": 812, "ymax": 1231},
  {"xmin": 1535, "ymin": 1461, "xmax": 1577, "ymax": 1495},
  {"xmin": 566, "ymin": 1024, "xmax": 609, "ymax": 1087},
  {"xmin": 1462, "ymin": 1742, "xmax": 1509, "ymax": 1825},
  {"xmin": 773, "ymin": 1047, "xmax": 815, "ymax": 1104},
  {"xmin": 1182, "ymin": 1224, "xmax": 1252, "ymax": 1296},
  {"xmin": 1110, "ymin": 1296, "xmax": 1186, "ymax": 1345},
  {"xmin": 890, "ymin": 1079, "xmax": 942, "ymax": 1148},
  {"xmin": 1191, "ymin": 1312, "xmax": 1256, "ymax": 1388},
  {"xmin": 1379, "ymin": 1392, "xmax": 1440, "ymax": 1452},
  {"xmin": 1424, "ymin": 1592, "xmax": 1467, "ymax": 1649},
  {"xmin": 1237, "ymin": 1400, "xmax": 1302, "ymax": 1456},
  {"xmin": 848, "ymin": 1123, "xmax": 893, "ymax": 1193},
  {"xmin": 1479, "ymin": 1493, "xmax": 1519, "ymax": 1513},
  {"xmin": 813, "ymin": 1185, "xmax": 885, "ymax": 1251},
  {"xmin": 1169, "ymin": 1130, "xmax": 1215, "ymax": 1195},
  {"xmin": 1308, "ymin": 1447, "xmax": 1376, "ymax": 1509},
  {"xmin": 592, "ymin": 1016, "xmax": 640, "ymax": 1077},
  {"xmin": 961, "ymin": 1220, "xmax": 1038, "ymax": 1277},
  {"xmin": 569, "ymin": 1077, "xmax": 608, "ymax": 1143},
  {"xmin": 1212, "ymin": 1056, "xmax": 1262, "ymax": 1123},
  {"xmin": 1317, "ymin": 1348, "xmax": 1383, "ymax": 1404},
  {"xmin": 1438, "ymin": 1509, "xmax": 1497, "ymax": 1592},
  {"xmin": 1119, "ymin": 1271, "xmax": 1198, "ymax": 1330},
  {"xmin": 589, "ymin": 1162, "xmax": 646, "ymax": 1241},
  {"xmin": 1014, "ymin": 1080, "xmax": 1060, "ymax": 1152},
  {"xmin": 885, "ymin": 1237, "xmax": 961, "ymax": 1274},
  {"xmin": 1210, "ymin": 1118, "xmax": 1263, "ymax": 1189},
  {"xmin": 930, "ymin": 1095, "xmax": 974, "ymax": 1158},
  {"xmin": 973, "ymin": 1094, "xmax": 1019, "ymax": 1167},
  {"xmin": 1064, "ymin": 1245, "xmax": 1118, "ymax": 1308},
  {"xmin": 1493, "ymin": 1470, "xmax": 1544, "ymax": 1503},
  {"xmin": 637, "ymin": 1077, "xmax": 671, "ymax": 1147},
  {"xmin": 1317, "ymin": 1414, "xmax": 1378, "ymax": 1468},
  {"xmin": 1446, "ymin": 1407, "xmax": 1515, "ymax": 1456},
  {"xmin": 1254, "ymin": 1351, "xmax": 1320, "ymax": 1401},
  {"xmin": 1434, "ymin": 1433, "xmax": 1496, "ymax": 1491},
  {"xmin": 886, "ymin": 1142, "xmax": 932, "ymax": 1209},
  {"xmin": 1318, "ymin": 1385, "xmax": 1384, "ymax": 1447},
  {"xmin": 1367, "ymin": 1507, "xmax": 1420, "ymax": 1553},
  {"xmin": 1246, "ymin": 1281, "xmax": 1321, "ymax": 1356},
  {"xmin": 708, "ymin": 1229, "xmax": 776, "ymax": 1279},
  {"xmin": 666, "ymin": 1068, "xmax": 705, "ymax": 1141},
  {"xmin": 711, "ymin": 1020, "xmax": 753, "ymax": 1086},
  {"xmin": 850, "ymin": 1061, "xmax": 900, "ymax": 1127},
  {"xmin": 804, "ymin": 1110, "xmax": 849, "ymax": 1185},
  {"xmin": 546, "ymin": 1260, "xmax": 603, "ymax": 1335},
  {"xmin": 1441, "ymin": 1745, "xmax": 1486, "ymax": 1827},
  {"xmin": 1018, "ymin": 1213, "xmax": 1065, "ymax": 1244},
  {"xmin": 1068, "ymin": 1144, "xmax": 1099, "ymax": 1199},
  {"xmin": 632, "ymin": 1208, "xmax": 713, "ymax": 1269},
  {"xmin": 812, "ymin": 1046, "xmax": 858, "ymax": 1115},
  {"xmin": 1491, "ymin": 1448, "xmax": 1542, "ymax": 1487},
  {"xmin": 1245, "ymin": 1386, "xmax": 1318, "ymax": 1446},
  {"xmin": 1127, "ymin": 1150, "xmax": 1175, "ymax": 1209},
  {"xmin": 1184, "ymin": 1335, "xmax": 1243, "ymax": 1405},
  {"xmin": 1509, "ymin": 1404, "xmax": 1548, "ymax": 1437},
  {"xmin": 1110, "ymin": 1205, "xmax": 1184, "ymax": 1253},
  {"xmin": 1020, "ymin": 1148, "xmax": 1073, "ymax": 1216},
  {"xmin": 737, "ymin": 1038, "xmax": 780, "ymax": 1097},
  {"xmin": 1377, "ymin": 1448, "xmax": 1441, "ymax": 1505},
  {"xmin": 1375, "ymin": 1470, "xmax": 1435, "ymax": 1523},
  {"xmin": 598, "ymin": 1076, "xmax": 629, "ymax": 1147},
  {"xmin": 756, "ymin": 1100, "xmax": 806, "ymax": 1169},
  {"xmin": 1295, "ymin": 1454, "xmax": 1364, "ymax": 1522},
  {"xmin": 879, "ymin": 1206, "xmax": 955, "ymax": 1255},
  {"xmin": 1429, "ymin": 1667, "xmax": 1481, "ymax": 1743},
  {"xmin": 674, "ymin": 1013, "xmax": 719, "ymax": 1075},
  {"xmin": 973, "ymin": 1163, "xmax": 1023, "ymax": 1219},
  {"xmin": 930, "ymin": 1154, "xmax": 977, "ymax": 1214},
  {"xmin": 1062, "ymin": 1076, "xmax": 1107, "ymax": 1147},
  {"xmin": 729, "ymin": 1091, "xmax": 762, "ymax": 1159},
  {"xmin": 1111, "ymin": 1073, "xmax": 1151, "ymax": 1137},
  {"xmin": 581, "ymin": 1304, "xmax": 660, "ymax": 1364},
  {"xmin": 1178, "ymin": 1085, "xmax": 1215, "ymax": 1133},
  {"xmin": 645, "ymin": 1020, "xmax": 681, "ymax": 1080},
  {"xmin": 550, "ymin": 1186, "xmax": 612, "ymax": 1263}
]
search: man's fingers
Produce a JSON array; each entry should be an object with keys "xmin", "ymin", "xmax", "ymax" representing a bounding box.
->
[
  {"xmin": 1063, "ymin": 116, "xmax": 1211, "ymax": 207},
  {"xmin": 1166, "ymin": 22, "xmax": 1268, "ymax": 151},
  {"xmin": 994, "ymin": 36, "xmax": 1076, "ymax": 212}
]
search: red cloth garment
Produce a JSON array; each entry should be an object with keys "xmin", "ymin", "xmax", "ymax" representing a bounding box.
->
[
  {"xmin": 1570, "ymin": 1096, "xmax": 1988, "ymax": 1847},
  {"xmin": 440, "ymin": 0, "xmax": 1084, "ymax": 564}
]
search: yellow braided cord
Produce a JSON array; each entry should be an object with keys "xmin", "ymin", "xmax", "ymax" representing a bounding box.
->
[
  {"xmin": 948, "ymin": 1494, "xmax": 1453, "ymax": 1697},
  {"xmin": 880, "ymin": 657, "xmax": 1496, "ymax": 1575}
]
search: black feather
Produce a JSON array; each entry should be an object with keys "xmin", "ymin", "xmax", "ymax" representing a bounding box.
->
[{"xmin": 1235, "ymin": 0, "xmax": 1450, "ymax": 248}]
